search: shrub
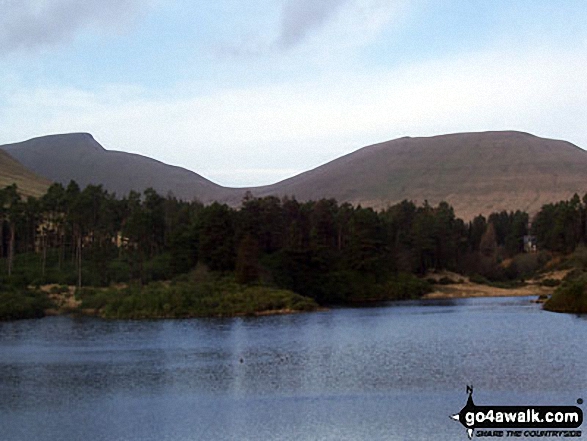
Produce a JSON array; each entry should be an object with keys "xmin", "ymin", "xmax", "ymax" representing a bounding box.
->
[
  {"xmin": 469, "ymin": 273, "xmax": 490, "ymax": 285},
  {"xmin": 381, "ymin": 273, "xmax": 432, "ymax": 300},
  {"xmin": 437, "ymin": 276, "xmax": 457, "ymax": 285},
  {"xmin": 544, "ymin": 275, "xmax": 587, "ymax": 313},
  {"xmin": 0, "ymin": 288, "xmax": 53, "ymax": 320},
  {"xmin": 76, "ymin": 277, "xmax": 319, "ymax": 319},
  {"xmin": 540, "ymin": 278, "xmax": 560, "ymax": 287},
  {"xmin": 508, "ymin": 253, "xmax": 550, "ymax": 280},
  {"xmin": 563, "ymin": 268, "xmax": 585, "ymax": 282}
]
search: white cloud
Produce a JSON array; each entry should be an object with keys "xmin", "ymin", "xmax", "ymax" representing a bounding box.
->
[{"xmin": 0, "ymin": 0, "xmax": 148, "ymax": 53}]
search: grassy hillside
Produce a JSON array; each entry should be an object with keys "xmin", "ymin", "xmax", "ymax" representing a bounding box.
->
[
  {"xmin": 251, "ymin": 131, "xmax": 587, "ymax": 220},
  {"xmin": 0, "ymin": 149, "xmax": 51, "ymax": 197},
  {"xmin": 1, "ymin": 133, "xmax": 242, "ymax": 203},
  {"xmin": 3, "ymin": 131, "xmax": 587, "ymax": 219}
]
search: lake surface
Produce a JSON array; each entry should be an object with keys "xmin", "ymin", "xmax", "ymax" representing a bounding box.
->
[{"xmin": 0, "ymin": 296, "xmax": 585, "ymax": 440}]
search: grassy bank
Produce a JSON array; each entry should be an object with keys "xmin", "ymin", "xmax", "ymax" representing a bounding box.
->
[
  {"xmin": 76, "ymin": 277, "xmax": 319, "ymax": 319},
  {"xmin": 542, "ymin": 247, "xmax": 587, "ymax": 314},
  {"xmin": 0, "ymin": 270, "xmax": 435, "ymax": 321},
  {"xmin": 0, "ymin": 287, "xmax": 54, "ymax": 320},
  {"xmin": 543, "ymin": 274, "xmax": 587, "ymax": 313},
  {"xmin": 422, "ymin": 270, "xmax": 559, "ymax": 300}
]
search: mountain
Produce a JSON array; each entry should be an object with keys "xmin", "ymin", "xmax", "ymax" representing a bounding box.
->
[
  {"xmin": 251, "ymin": 131, "xmax": 587, "ymax": 219},
  {"xmin": 2, "ymin": 131, "xmax": 587, "ymax": 220},
  {"xmin": 0, "ymin": 133, "xmax": 241, "ymax": 203},
  {"xmin": 0, "ymin": 149, "xmax": 51, "ymax": 198}
]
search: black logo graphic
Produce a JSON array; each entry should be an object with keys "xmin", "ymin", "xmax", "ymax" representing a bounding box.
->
[{"xmin": 451, "ymin": 386, "xmax": 583, "ymax": 439}]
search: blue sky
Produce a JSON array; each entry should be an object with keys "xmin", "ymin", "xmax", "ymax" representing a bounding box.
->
[{"xmin": 1, "ymin": 0, "xmax": 586, "ymax": 186}]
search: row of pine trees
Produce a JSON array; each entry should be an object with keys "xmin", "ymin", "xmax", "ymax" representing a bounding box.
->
[{"xmin": 1, "ymin": 181, "xmax": 586, "ymax": 303}]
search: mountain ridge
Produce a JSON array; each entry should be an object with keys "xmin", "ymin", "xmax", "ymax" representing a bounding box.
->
[
  {"xmin": 248, "ymin": 130, "xmax": 587, "ymax": 219},
  {"xmin": 2, "ymin": 130, "xmax": 586, "ymax": 220},
  {"xmin": 1, "ymin": 133, "xmax": 241, "ymax": 203}
]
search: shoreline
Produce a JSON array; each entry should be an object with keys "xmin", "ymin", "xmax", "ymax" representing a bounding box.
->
[
  {"xmin": 423, "ymin": 283, "xmax": 555, "ymax": 300},
  {"xmin": 34, "ymin": 272, "xmax": 567, "ymax": 320},
  {"xmin": 39, "ymin": 284, "xmax": 324, "ymax": 320},
  {"xmin": 422, "ymin": 286, "xmax": 552, "ymax": 300},
  {"xmin": 421, "ymin": 270, "xmax": 568, "ymax": 300}
]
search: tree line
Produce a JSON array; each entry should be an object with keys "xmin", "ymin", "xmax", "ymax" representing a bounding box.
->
[{"xmin": 1, "ymin": 181, "xmax": 586, "ymax": 304}]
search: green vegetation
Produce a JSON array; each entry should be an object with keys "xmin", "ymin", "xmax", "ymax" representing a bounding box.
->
[
  {"xmin": 467, "ymin": 273, "xmax": 527, "ymax": 289},
  {"xmin": 4, "ymin": 181, "xmax": 587, "ymax": 319},
  {"xmin": 381, "ymin": 273, "xmax": 433, "ymax": 300},
  {"xmin": 539, "ymin": 278, "xmax": 560, "ymax": 287},
  {"xmin": 434, "ymin": 276, "xmax": 460, "ymax": 285},
  {"xmin": 543, "ymin": 246, "xmax": 587, "ymax": 314},
  {"xmin": 77, "ymin": 276, "xmax": 318, "ymax": 319},
  {"xmin": 543, "ymin": 275, "xmax": 587, "ymax": 313},
  {"xmin": 0, "ymin": 286, "xmax": 54, "ymax": 320},
  {"xmin": 341, "ymin": 273, "xmax": 432, "ymax": 303}
]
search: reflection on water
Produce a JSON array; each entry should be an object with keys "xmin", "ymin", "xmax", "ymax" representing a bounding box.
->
[{"xmin": 0, "ymin": 296, "xmax": 585, "ymax": 441}]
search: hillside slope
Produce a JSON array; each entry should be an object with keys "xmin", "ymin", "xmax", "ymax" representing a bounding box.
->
[
  {"xmin": 0, "ymin": 133, "xmax": 240, "ymax": 203},
  {"xmin": 251, "ymin": 131, "xmax": 587, "ymax": 219},
  {"xmin": 0, "ymin": 149, "xmax": 51, "ymax": 198},
  {"xmin": 3, "ymin": 131, "xmax": 587, "ymax": 219}
]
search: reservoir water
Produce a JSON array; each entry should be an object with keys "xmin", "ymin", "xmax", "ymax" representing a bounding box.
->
[{"xmin": 0, "ymin": 296, "xmax": 585, "ymax": 440}]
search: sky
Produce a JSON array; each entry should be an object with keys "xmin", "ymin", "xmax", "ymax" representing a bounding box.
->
[{"xmin": 0, "ymin": 0, "xmax": 586, "ymax": 187}]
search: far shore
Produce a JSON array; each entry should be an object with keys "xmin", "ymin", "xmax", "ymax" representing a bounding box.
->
[
  {"xmin": 37, "ymin": 271, "xmax": 565, "ymax": 319},
  {"xmin": 423, "ymin": 283, "xmax": 553, "ymax": 300},
  {"xmin": 422, "ymin": 270, "xmax": 568, "ymax": 300}
]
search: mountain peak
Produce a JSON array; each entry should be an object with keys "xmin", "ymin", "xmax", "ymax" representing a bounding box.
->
[
  {"xmin": 2, "ymin": 130, "xmax": 586, "ymax": 220},
  {"xmin": 253, "ymin": 130, "xmax": 587, "ymax": 219},
  {"xmin": 0, "ymin": 132, "xmax": 231, "ymax": 203},
  {"xmin": 18, "ymin": 132, "xmax": 105, "ymax": 153}
]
